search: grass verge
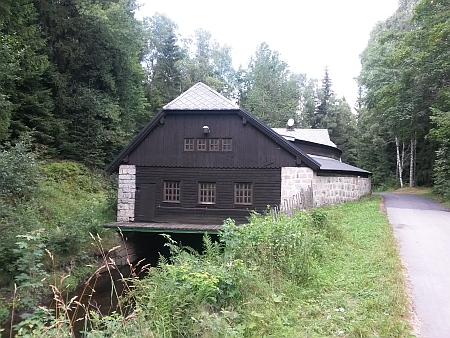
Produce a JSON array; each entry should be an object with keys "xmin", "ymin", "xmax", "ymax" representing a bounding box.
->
[
  {"xmin": 298, "ymin": 195, "xmax": 412, "ymax": 337},
  {"xmin": 117, "ymin": 195, "xmax": 412, "ymax": 337}
]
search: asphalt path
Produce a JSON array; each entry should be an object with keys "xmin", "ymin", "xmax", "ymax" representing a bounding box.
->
[{"xmin": 382, "ymin": 193, "xmax": 450, "ymax": 338}]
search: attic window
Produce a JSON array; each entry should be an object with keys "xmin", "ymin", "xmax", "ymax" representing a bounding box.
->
[
  {"xmin": 209, "ymin": 138, "xmax": 220, "ymax": 151},
  {"xmin": 222, "ymin": 138, "xmax": 232, "ymax": 151},
  {"xmin": 184, "ymin": 138, "xmax": 194, "ymax": 151},
  {"xmin": 197, "ymin": 139, "xmax": 207, "ymax": 151},
  {"xmin": 198, "ymin": 182, "xmax": 216, "ymax": 204},
  {"xmin": 234, "ymin": 183, "xmax": 253, "ymax": 205}
]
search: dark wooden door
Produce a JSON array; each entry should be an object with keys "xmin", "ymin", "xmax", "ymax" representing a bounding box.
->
[{"xmin": 138, "ymin": 183, "xmax": 156, "ymax": 221}]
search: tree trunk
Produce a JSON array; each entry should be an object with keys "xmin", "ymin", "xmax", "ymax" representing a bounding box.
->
[
  {"xmin": 395, "ymin": 136, "xmax": 404, "ymax": 188},
  {"xmin": 409, "ymin": 138, "xmax": 416, "ymax": 187}
]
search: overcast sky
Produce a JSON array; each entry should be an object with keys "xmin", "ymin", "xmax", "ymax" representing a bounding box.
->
[{"xmin": 136, "ymin": 0, "xmax": 399, "ymax": 110}]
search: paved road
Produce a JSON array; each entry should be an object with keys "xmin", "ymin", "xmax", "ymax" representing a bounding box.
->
[{"xmin": 382, "ymin": 193, "xmax": 450, "ymax": 338}]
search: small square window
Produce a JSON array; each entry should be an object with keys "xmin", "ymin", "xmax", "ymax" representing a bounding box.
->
[
  {"xmin": 198, "ymin": 182, "xmax": 216, "ymax": 204},
  {"xmin": 209, "ymin": 138, "xmax": 220, "ymax": 151},
  {"xmin": 184, "ymin": 138, "xmax": 194, "ymax": 151},
  {"xmin": 163, "ymin": 181, "xmax": 180, "ymax": 203},
  {"xmin": 222, "ymin": 138, "xmax": 232, "ymax": 151},
  {"xmin": 197, "ymin": 139, "xmax": 207, "ymax": 151},
  {"xmin": 234, "ymin": 183, "xmax": 252, "ymax": 205}
]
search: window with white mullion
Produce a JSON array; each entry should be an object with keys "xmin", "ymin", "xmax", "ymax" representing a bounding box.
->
[
  {"xmin": 198, "ymin": 182, "xmax": 216, "ymax": 204},
  {"xmin": 163, "ymin": 181, "xmax": 180, "ymax": 203},
  {"xmin": 234, "ymin": 183, "xmax": 252, "ymax": 205}
]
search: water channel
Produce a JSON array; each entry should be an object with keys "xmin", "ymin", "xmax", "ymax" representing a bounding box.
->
[{"xmin": 3, "ymin": 232, "xmax": 214, "ymax": 337}]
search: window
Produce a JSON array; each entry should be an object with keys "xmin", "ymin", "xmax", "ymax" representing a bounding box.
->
[
  {"xmin": 198, "ymin": 182, "xmax": 216, "ymax": 204},
  {"xmin": 209, "ymin": 138, "xmax": 220, "ymax": 151},
  {"xmin": 234, "ymin": 183, "xmax": 253, "ymax": 205},
  {"xmin": 222, "ymin": 138, "xmax": 232, "ymax": 151},
  {"xmin": 184, "ymin": 138, "xmax": 194, "ymax": 151},
  {"xmin": 197, "ymin": 138, "xmax": 207, "ymax": 151},
  {"xmin": 163, "ymin": 181, "xmax": 180, "ymax": 203}
]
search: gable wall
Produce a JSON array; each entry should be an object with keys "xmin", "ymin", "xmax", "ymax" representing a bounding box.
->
[{"xmin": 127, "ymin": 112, "xmax": 300, "ymax": 168}]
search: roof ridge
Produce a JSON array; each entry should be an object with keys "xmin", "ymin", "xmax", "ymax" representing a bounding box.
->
[{"xmin": 163, "ymin": 82, "xmax": 238, "ymax": 110}]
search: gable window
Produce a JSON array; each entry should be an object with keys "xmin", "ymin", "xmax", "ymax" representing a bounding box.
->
[
  {"xmin": 198, "ymin": 182, "xmax": 216, "ymax": 204},
  {"xmin": 197, "ymin": 138, "xmax": 207, "ymax": 151},
  {"xmin": 209, "ymin": 138, "xmax": 220, "ymax": 151},
  {"xmin": 163, "ymin": 181, "xmax": 180, "ymax": 203},
  {"xmin": 184, "ymin": 138, "xmax": 194, "ymax": 151},
  {"xmin": 234, "ymin": 183, "xmax": 253, "ymax": 205},
  {"xmin": 222, "ymin": 138, "xmax": 232, "ymax": 151}
]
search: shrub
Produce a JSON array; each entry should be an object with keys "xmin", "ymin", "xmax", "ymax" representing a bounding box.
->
[
  {"xmin": 221, "ymin": 211, "xmax": 324, "ymax": 284},
  {"xmin": 0, "ymin": 134, "xmax": 38, "ymax": 202}
]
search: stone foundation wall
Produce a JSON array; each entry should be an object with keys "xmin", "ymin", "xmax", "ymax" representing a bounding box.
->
[
  {"xmin": 280, "ymin": 167, "xmax": 314, "ymax": 203},
  {"xmin": 312, "ymin": 175, "xmax": 371, "ymax": 207},
  {"xmin": 109, "ymin": 232, "xmax": 140, "ymax": 266},
  {"xmin": 117, "ymin": 165, "xmax": 136, "ymax": 222},
  {"xmin": 281, "ymin": 167, "xmax": 372, "ymax": 208}
]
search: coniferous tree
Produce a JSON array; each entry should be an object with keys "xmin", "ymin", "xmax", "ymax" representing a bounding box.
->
[
  {"xmin": 0, "ymin": 0, "xmax": 53, "ymax": 144},
  {"xmin": 143, "ymin": 13, "xmax": 183, "ymax": 115},
  {"xmin": 313, "ymin": 66, "xmax": 333, "ymax": 129},
  {"xmin": 34, "ymin": 0, "xmax": 146, "ymax": 165},
  {"xmin": 240, "ymin": 43, "xmax": 299, "ymax": 127}
]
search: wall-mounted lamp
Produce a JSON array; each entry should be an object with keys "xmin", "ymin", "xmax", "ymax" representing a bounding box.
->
[{"xmin": 203, "ymin": 125, "xmax": 210, "ymax": 134}]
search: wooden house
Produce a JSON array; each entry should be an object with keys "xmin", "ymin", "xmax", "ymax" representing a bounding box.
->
[{"xmin": 105, "ymin": 83, "xmax": 371, "ymax": 231}]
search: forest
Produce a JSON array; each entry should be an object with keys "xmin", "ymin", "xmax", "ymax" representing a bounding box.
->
[
  {"xmin": 0, "ymin": 0, "xmax": 448, "ymax": 335},
  {"xmin": 0, "ymin": 0, "xmax": 449, "ymax": 193}
]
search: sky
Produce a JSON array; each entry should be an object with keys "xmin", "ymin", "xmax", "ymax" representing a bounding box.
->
[{"xmin": 136, "ymin": 0, "xmax": 399, "ymax": 110}]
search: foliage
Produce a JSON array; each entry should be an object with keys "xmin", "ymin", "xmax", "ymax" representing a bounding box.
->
[
  {"xmin": 0, "ymin": 0, "xmax": 53, "ymax": 143},
  {"xmin": 101, "ymin": 199, "xmax": 410, "ymax": 337},
  {"xmin": 0, "ymin": 134, "xmax": 38, "ymax": 202},
  {"xmin": 429, "ymin": 108, "xmax": 450, "ymax": 198},
  {"xmin": 13, "ymin": 230, "xmax": 49, "ymax": 309},
  {"xmin": 0, "ymin": 148, "xmax": 115, "ymax": 287},
  {"xmin": 6, "ymin": 197, "xmax": 412, "ymax": 337},
  {"xmin": 222, "ymin": 211, "xmax": 326, "ymax": 284},
  {"xmin": 143, "ymin": 13, "xmax": 183, "ymax": 115},
  {"xmin": 358, "ymin": 0, "xmax": 450, "ymax": 187},
  {"xmin": 0, "ymin": 0, "xmax": 147, "ymax": 166},
  {"xmin": 239, "ymin": 42, "xmax": 300, "ymax": 127}
]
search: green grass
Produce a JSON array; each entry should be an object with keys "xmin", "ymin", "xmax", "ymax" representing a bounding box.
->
[
  {"xmin": 109, "ymin": 195, "xmax": 412, "ymax": 337},
  {"xmin": 9, "ymin": 195, "xmax": 412, "ymax": 337},
  {"xmin": 295, "ymin": 196, "xmax": 411, "ymax": 337}
]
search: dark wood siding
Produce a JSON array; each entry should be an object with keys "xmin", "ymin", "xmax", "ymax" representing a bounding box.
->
[
  {"xmin": 293, "ymin": 141, "xmax": 342, "ymax": 160},
  {"xmin": 136, "ymin": 184, "xmax": 156, "ymax": 221},
  {"xmin": 135, "ymin": 167, "xmax": 281, "ymax": 225},
  {"xmin": 128, "ymin": 112, "xmax": 300, "ymax": 168}
]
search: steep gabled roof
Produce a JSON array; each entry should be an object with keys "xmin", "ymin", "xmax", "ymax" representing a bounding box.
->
[
  {"xmin": 272, "ymin": 128, "xmax": 337, "ymax": 148},
  {"xmin": 105, "ymin": 83, "xmax": 320, "ymax": 173},
  {"xmin": 164, "ymin": 82, "xmax": 238, "ymax": 110}
]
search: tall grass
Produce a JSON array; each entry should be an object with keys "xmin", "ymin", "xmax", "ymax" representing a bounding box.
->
[
  {"xmin": 7, "ymin": 196, "xmax": 412, "ymax": 337},
  {"xmin": 119, "ymin": 196, "xmax": 411, "ymax": 337}
]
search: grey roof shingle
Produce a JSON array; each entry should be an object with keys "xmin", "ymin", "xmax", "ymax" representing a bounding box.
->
[
  {"xmin": 310, "ymin": 155, "xmax": 371, "ymax": 174},
  {"xmin": 164, "ymin": 82, "xmax": 239, "ymax": 110},
  {"xmin": 272, "ymin": 128, "xmax": 337, "ymax": 148}
]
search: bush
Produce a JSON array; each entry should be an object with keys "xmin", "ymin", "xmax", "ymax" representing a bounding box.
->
[
  {"xmin": 221, "ymin": 211, "xmax": 324, "ymax": 284},
  {"xmin": 0, "ymin": 134, "xmax": 38, "ymax": 202}
]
